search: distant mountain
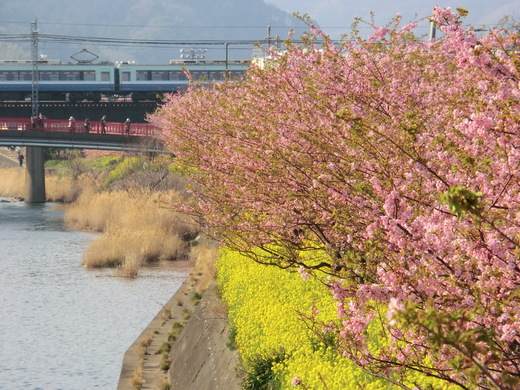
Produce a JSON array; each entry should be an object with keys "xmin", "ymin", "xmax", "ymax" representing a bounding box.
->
[
  {"xmin": 0, "ymin": 0, "xmax": 304, "ymax": 64},
  {"xmin": 267, "ymin": 0, "xmax": 520, "ymax": 39}
]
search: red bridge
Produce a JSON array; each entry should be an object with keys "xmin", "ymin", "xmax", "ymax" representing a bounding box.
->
[
  {"xmin": 0, "ymin": 117, "xmax": 157, "ymax": 136},
  {"xmin": 0, "ymin": 116, "xmax": 166, "ymax": 152},
  {"xmin": 0, "ymin": 117, "xmax": 169, "ymax": 204}
]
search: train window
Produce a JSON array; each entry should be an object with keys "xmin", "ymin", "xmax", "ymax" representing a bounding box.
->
[
  {"xmin": 168, "ymin": 71, "xmax": 187, "ymax": 81},
  {"xmin": 101, "ymin": 71, "xmax": 111, "ymax": 81},
  {"xmin": 230, "ymin": 71, "xmax": 245, "ymax": 79},
  {"xmin": 40, "ymin": 71, "xmax": 59, "ymax": 81},
  {"xmin": 0, "ymin": 71, "xmax": 13, "ymax": 81},
  {"xmin": 21, "ymin": 71, "xmax": 33, "ymax": 80},
  {"xmin": 83, "ymin": 71, "xmax": 95, "ymax": 81},
  {"xmin": 136, "ymin": 71, "xmax": 148, "ymax": 81},
  {"xmin": 208, "ymin": 71, "xmax": 225, "ymax": 81},
  {"xmin": 1, "ymin": 71, "xmax": 20, "ymax": 81},
  {"xmin": 151, "ymin": 71, "xmax": 168, "ymax": 80},
  {"xmin": 190, "ymin": 71, "xmax": 208, "ymax": 80},
  {"xmin": 121, "ymin": 71, "xmax": 131, "ymax": 82},
  {"xmin": 61, "ymin": 71, "xmax": 80, "ymax": 81}
]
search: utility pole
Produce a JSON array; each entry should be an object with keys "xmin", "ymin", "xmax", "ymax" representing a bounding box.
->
[
  {"xmin": 266, "ymin": 22, "xmax": 272, "ymax": 49},
  {"xmin": 225, "ymin": 42, "xmax": 229, "ymax": 72},
  {"xmin": 429, "ymin": 7, "xmax": 437, "ymax": 41},
  {"xmin": 429, "ymin": 19, "xmax": 437, "ymax": 40},
  {"xmin": 31, "ymin": 19, "xmax": 39, "ymax": 119}
]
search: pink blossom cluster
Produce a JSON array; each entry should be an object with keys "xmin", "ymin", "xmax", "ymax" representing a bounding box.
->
[{"xmin": 150, "ymin": 7, "xmax": 520, "ymax": 388}]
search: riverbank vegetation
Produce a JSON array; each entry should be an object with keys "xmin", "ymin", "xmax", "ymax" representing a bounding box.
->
[
  {"xmin": 0, "ymin": 151, "xmax": 212, "ymax": 280},
  {"xmin": 70, "ymin": 190, "xmax": 190, "ymax": 275},
  {"xmin": 150, "ymin": 7, "xmax": 520, "ymax": 389},
  {"xmin": 0, "ymin": 166, "xmax": 79, "ymax": 202},
  {"xmin": 0, "ymin": 168, "xmax": 23, "ymax": 197}
]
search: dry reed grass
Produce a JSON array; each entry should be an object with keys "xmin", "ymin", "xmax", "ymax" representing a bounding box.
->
[
  {"xmin": 68, "ymin": 189, "xmax": 199, "ymax": 272},
  {"xmin": 187, "ymin": 237, "xmax": 219, "ymax": 292},
  {"xmin": 48, "ymin": 172, "xmax": 95, "ymax": 203},
  {"xmin": 0, "ymin": 168, "xmax": 87, "ymax": 202},
  {"xmin": 82, "ymin": 226, "xmax": 185, "ymax": 268},
  {"xmin": 0, "ymin": 168, "xmax": 24, "ymax": 197},
  {"xmin": 45, "ymin": 175, "xmax": 74, "ymax": 202},
  {"xmin": 119, "ymin": 253, "xmax": 144, "ymax": 278}
]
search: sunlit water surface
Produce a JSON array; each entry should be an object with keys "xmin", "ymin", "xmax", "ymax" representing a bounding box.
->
[{"xmin": 0, "ymin": 200, "xmax": 188, "ymax": 389}]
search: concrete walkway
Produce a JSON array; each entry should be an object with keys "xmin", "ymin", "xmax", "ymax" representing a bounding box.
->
[
  {"xmin": 118, "ymin": 277, "xmax": 241, "ymax": 390},
  {"xmin": 0, "ymin": 147, "xmax": 21, "ymax": 168}
]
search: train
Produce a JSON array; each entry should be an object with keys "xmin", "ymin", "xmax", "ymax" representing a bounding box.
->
[{"xmin": 0, "ymin": 59, "xmax": 250, "ymax": 103}]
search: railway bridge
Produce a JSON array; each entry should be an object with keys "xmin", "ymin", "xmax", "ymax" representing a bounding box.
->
[{"xmin": 0, "ymin": 117, "xmax": 169, "ymax": 203}]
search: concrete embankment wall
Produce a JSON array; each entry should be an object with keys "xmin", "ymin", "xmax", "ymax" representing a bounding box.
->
[
  {"xmin": 118, "ymin": 279, "xmax": 241, "ymax": 389},
  {"xmin": 168, "ymin": 284, "xmax": 242, "ymax": 389}
]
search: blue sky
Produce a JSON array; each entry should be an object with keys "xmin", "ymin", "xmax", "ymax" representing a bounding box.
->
[{"xmin": 266, "ymin": 0, "xmax": 520, "ymax": 38}]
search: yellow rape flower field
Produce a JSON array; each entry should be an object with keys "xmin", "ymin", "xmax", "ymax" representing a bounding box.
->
[
  {"xmin": 217, "ymin": 248, "xmax": 386, "ymax": 389},
  {"xmin": 217, "ymin": 248, "xmax": 452, "ymax": 389}
]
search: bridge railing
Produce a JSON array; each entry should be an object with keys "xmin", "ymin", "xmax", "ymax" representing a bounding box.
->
[{"xmin": 0, "ymin": 117, "xmax": 158, "ymax": 136}]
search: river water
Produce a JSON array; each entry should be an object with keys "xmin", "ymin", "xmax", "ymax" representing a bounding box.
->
[{"xmin": 0, "ymin": 199, "xmax": 188, "ymax": 389}]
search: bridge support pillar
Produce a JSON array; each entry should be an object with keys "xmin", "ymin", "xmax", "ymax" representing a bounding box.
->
[{"xmin": 25, "ymin": 146, "xmax": 46, "ymax": 203}]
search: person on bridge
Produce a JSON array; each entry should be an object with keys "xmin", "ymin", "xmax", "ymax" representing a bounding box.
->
[
  {"xmin": 37, "ymin": 113, "xmax": 45, "ymax": 129},
  {"xmin": 68, "ymin": 116, "xmax": 75, "ymax": 133},
  {"xmin": 100, "ymin": 115, "xmax": 107, "ymax": 134},
  {"xmin": 124, "ymin": 118, "xmax": 131, "ymax": 136},
  {"xmin": 84, "ymin": 118, "xmax": 91, "ymax": 133}
]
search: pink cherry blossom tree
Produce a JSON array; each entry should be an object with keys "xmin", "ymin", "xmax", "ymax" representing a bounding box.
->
[{"xmin": 150, "ymin": 7, "xmax": 520, "ymax": 388}]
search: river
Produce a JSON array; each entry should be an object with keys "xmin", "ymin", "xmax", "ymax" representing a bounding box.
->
[{"xmin": 0, "ymin": 199, "xmax": 188, "ymax": 389}]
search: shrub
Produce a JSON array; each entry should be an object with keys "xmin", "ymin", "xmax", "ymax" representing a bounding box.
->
[{"xmin": 241, "ymin": 349, "xmax": 287, "ymax": 390}]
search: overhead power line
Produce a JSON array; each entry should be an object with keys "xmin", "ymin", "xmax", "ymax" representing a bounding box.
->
[
  {"xmin": 40, "ymin": 34, "xmax": 266, "ymax": 46},
  {"xmin": 0, "ymin": 33, "xmax": 293, "ymax": 49}
]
